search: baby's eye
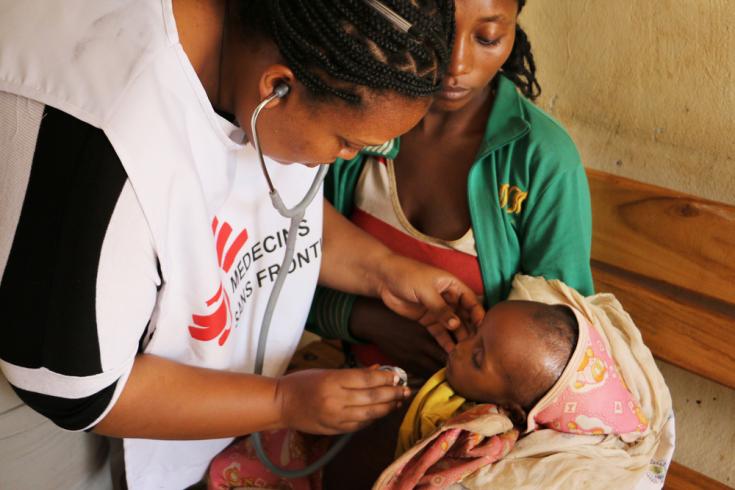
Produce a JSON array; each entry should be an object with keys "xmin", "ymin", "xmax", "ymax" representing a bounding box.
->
[{"xmin": 472, "ymin": 349, "xmax": 482, "ymax": 369}]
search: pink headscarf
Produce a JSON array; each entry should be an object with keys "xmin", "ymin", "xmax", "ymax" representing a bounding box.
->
[{"xmin": 526, "ymin": 307, "xmax": 649, "ymax": 442}]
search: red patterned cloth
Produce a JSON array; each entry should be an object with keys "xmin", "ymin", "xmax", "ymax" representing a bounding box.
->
[{"xmin": 208, "ymin": 431, "xmax": 328, "ymax": 490}]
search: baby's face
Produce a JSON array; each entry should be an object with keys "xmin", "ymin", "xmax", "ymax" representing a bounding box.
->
[{"xmin": 445, "ymin": 301, "xmax": 550, "ymax": 406}]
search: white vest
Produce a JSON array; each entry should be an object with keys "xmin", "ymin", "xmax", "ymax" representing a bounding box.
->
[{"xmin": 0, "ymin": 1, "xmax": 323, "ymax": 488}]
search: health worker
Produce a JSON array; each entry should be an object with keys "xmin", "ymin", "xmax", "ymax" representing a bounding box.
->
[{"xmin": 0, "ymin": 1, "xmax": 482, "ymax": 489}]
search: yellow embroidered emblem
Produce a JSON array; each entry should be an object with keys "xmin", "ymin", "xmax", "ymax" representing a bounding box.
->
[{"xmin": 499, "ymin": 184, "xmax": 528, "ymax": 214}]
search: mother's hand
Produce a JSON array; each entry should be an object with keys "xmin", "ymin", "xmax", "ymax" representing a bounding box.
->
[{"xmin": 350, "ymin": 297, "xmax": 447, "ymax": 378}]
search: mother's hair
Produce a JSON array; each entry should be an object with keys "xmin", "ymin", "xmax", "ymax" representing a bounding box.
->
[{"xmin": 502, "ymin": 0, "xmax": 542, "ymax": 100}]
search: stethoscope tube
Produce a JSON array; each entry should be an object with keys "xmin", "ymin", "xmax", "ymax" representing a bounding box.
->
[
  {"xmin": 249, "ymin": 88, "xmax": 328, "ymax": 373},
  {"xmin": 249, "ymin": 84, "xmax": 328, "ymax": 221},
  {"xmin": 248, "ymin": 88, "xmax": 342, "ymax": 478}
]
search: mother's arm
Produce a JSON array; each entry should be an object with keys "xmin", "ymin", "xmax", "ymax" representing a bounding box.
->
[{"xmin": 519, "ymin": 164, "xmax": 594, "ymax": 295}]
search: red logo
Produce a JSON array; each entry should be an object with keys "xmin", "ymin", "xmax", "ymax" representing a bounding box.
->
[{"xmin": 188, "ymin": 217, "xmax": 248, "ymax": 346}]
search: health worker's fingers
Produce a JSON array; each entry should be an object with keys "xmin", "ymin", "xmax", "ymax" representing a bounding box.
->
[
  {"xmin": 422, "ymin": 276, "xmax": 485, "ymax": 333},
  {"xmin": 448, "ymin": 319, "xmax": 471, "ymax": 342},
  {"xmin": 445, "ymin": 290, "xmax": 481, "ymax": 336},
  {"xmin": 440, "ymin": 288, "xmax": 460, "ymax": 307},
  {"xmin": 437, "ymin": 290, "xmax": 471, "ymax": 342},
  {"xmin": 440, "ymin": 282, "xmax": 484, "ymax": 326},
  {"xmin": 379, "ymin": 289, "xmax": 427, "ymax": 322},
  {"xmin": 343, "ymin": 385, "xmax": 410, "ymax": 407},
  {"xmin": 413, "ymin": 286, "xmax": 463, "ymax": 331},
  {"xmin": 338, "ymin": 367, "xmax": 400, "ymax": 389},
  {"xmin": 459, "ymin": 291, "xmax": 485, "ymax": 329},
  {"xmin": 376, "ymin": 275, "xmax": 460, "ymax": 330},
  {"xmin": 426, "ymin": 323, "xmax": 457, "ymax": 353}
]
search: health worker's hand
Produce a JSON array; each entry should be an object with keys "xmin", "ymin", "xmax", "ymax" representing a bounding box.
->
[
  {"xmin": 374, "ymin": 253, "xmax": 485, "ymax": 352},
  {"xmin": 274, "ymin": 366, "xmax": 410, "ymax": 435}
]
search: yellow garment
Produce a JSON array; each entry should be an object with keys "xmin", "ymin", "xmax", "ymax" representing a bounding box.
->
[{"xmin": 396, "ymin": 368, "xmax": 466, "ymax": 457}]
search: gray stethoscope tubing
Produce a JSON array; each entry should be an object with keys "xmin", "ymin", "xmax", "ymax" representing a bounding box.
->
[
  {"xmin": 248, "ymin": 85, "xmax": 341, "ymax": 478},
  {"xmin": 250, "ymin": 83, "xmax": 328, "ymax": 221},
  {"xmin": 249, "ymin": 84, "xmax": 329, "ymax": 374}
]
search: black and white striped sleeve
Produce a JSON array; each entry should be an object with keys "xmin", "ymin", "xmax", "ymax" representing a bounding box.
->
[{"xmin": 0, "ymin": 94, "xmax": 160, "ymax": 431}]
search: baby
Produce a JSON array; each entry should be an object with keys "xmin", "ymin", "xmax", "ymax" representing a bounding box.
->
[
  {"xmin": 393, "ymin": 299, "xmax": 579, "ymax": 456},
  {"xmin": 445, "ymin": 299, "xmax": 578, "ymax": 420}
]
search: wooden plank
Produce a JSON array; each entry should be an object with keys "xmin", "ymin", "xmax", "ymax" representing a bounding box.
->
[
  {"xmin": 586, "ymin": 169, "xmax": 735, "ymax": 305},
  {"xmin": 592, "ymin": 263, "xmax": 735, "ymax": 389},
  {"xmin": 664, "ymin": 461, "xmax": 734, "ymax": 489}
]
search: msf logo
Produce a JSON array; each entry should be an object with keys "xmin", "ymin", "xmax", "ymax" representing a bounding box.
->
[{"xmin": 188, "ymin": 217, "xmax": 249, "ymax": 346}]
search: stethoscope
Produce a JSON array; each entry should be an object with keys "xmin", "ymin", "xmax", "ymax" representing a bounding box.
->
[
  {"xmin": 248, "ymin": 83, "xmax": 347, "ymax": 478},
  {"xmin": 248, "ymin": 84, "xmax": 407, "ymax": 478},
  {"xmin": 249, "ymin": 82, "xmax": 328, "ymax": 377}
]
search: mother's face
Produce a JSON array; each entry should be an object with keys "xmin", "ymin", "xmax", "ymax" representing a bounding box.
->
[
  {"xmin": 434, "ymin": 0, "xmax": 519, "ymax": 111},
  {"xmin": 241, "ymin": 83, "xmax": 430, "ymax": 167}
]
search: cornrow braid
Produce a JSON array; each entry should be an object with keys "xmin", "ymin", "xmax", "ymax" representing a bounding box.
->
[
  {"xmin": 237, "ymin": 0, "xmax": 455, "ymax": 105},
  {"xmin": 501, "ymin": 0, "xmax": 541, "ymax": 100}
]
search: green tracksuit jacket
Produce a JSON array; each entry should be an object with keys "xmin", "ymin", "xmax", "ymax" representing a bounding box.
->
[{"xmin": 309, "ymin": 74, "xmax": 593, "ymax": 341}]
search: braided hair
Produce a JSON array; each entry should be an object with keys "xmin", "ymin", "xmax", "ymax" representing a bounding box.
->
[
  {"xmin": 500, "ymin": 0, "xmax": 541, "ymax": 100},
  {"xmin": 238, "ymin": 0, "xmax": 455, "ymax": 105}
]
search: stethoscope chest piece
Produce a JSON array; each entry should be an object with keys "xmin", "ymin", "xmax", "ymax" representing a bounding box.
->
[{"xmin": 379, "ymin": 365, "xmax": 408, "ymax": 387}]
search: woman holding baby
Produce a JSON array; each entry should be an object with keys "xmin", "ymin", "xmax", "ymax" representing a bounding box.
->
[{"xmin": 310, "ymin": 0, "xmax": 593, "ymax": 378}]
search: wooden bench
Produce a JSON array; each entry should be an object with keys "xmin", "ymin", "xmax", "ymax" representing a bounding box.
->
[{"xmin": 587, "ymin": 169, "xmax": 735, "ymax": 489}]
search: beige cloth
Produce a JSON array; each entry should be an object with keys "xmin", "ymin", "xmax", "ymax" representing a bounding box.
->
[
  {"xmin": 0, "ymin": 374, "xmax": 115, "ymax": 490},
  {"xmin": 458, "ymin": 275, "xmax": 675, "ymax": 489}
]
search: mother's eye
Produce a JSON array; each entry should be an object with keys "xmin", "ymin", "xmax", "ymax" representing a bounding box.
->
[
  {"xmin": 340, "ymin": 138, "xmax": 363, "ymax": 151},
  {"xmin": 476, "ymin": 35, "xmax": 501, "ymax": 47}
]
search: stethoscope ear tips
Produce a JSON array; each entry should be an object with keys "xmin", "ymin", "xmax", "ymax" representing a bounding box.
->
[{"xmin": 273, "ymin": 83, "xmax": 290, "ymax": 99}]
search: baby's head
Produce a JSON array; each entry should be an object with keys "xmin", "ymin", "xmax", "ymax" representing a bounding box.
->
[{"xmin": 446, "ymin": 300, "xmax": 578, "ymax": 416}]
